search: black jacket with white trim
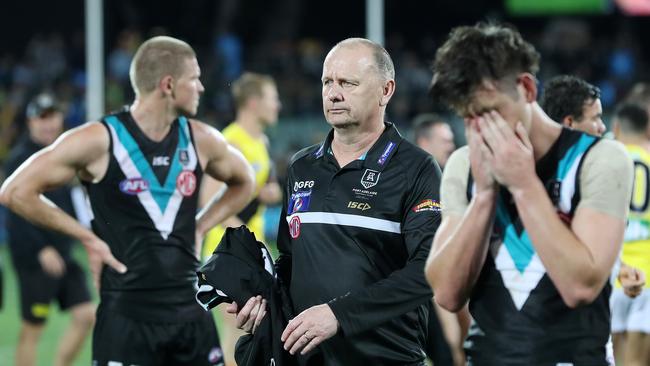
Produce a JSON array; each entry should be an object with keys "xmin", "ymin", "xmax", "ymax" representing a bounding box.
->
[{"xmin": 276, "ymin": 122, "xmax": 443, "ymax": 365}]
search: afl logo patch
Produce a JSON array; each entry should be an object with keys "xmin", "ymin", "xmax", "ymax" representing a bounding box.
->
[
  {"xmin": 176, "ymin": 171, "xmax": 197, "ymax": 197},
  {"xmin": 119, "ymin": 178, "xmax": 149, "ymax": 195},
  {"xmin": 289, "ymin": 216, "xmax": 301, "ymax": 239}
]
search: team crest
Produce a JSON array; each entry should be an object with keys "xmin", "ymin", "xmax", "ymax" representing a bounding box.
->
[
  {"xmin": 178, "ymin": 149, "xmax": 190, "ymax": 165},
  {"xmin": 176, "ymin": 170, "xmax": 197, "ymax": 197},
  {"xmin": 361, "ymin": 169, "xmax": 380, "ymax": 189}
]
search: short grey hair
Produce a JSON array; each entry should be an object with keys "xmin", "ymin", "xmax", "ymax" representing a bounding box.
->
[{"xmin": 331, "ymin": 38, "xmax": 395, "ymax": 81}]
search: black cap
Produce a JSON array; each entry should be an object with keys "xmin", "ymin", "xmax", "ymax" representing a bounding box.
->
[{"xmin": 26, "ymin": 93, "xmax": 62, "ymax": 119}]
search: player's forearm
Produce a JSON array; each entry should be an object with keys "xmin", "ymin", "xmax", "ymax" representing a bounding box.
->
[
  {"xmin": 1, "ymin": 187, "xmax": 96, "ymax": 245},
  {"xmin": 511, "ymin": 180, "xmax": 609, "ymax": 307},
  {"xmin": 426, "ymin": 191, "xmax": 495, "ymax": 312},
  {"xmin": 196, "ymin": 179, "xmax": 254, "ymax": 236}
]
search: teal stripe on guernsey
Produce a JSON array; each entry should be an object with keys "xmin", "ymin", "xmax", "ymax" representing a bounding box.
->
[
  {"xmin": 105, "ymin": 115, "xmax": 189, "ymax": 212},
  {"xmin": 556, "ymin": 134, "xmax": 596, "ymax": 180},
  {"xmin": 496, "ymin": 198, "xmax": 535, "ymax": 273}
]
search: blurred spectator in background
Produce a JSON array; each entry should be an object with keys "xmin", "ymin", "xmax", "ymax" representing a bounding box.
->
[
  {"xmin": 413, "ymin": 113, "xmax": 456, "ymax": 169},
  {"xmin": 412, "ymin": 113, "xmax": 465, "ymax": 365},
  {"xmin": 3, "ymin": 93, "xmax": 94, "ymax": 366},
  {"xmin": 624, "ymin": 82, "xmax": 650, "ymax": 139}
]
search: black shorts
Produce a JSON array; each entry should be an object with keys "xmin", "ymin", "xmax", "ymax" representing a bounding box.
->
[
  {"xmin": 16, "ymin": 260, "xmax": 92, "ymax": 324},
  {"xmin": 92, "ymin": 305, "xmax": 223, "ymax": 366}
]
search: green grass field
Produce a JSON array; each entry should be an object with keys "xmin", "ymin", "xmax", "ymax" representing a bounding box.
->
[{"xmin": 0, "ymin": 244, "xmax": 94, "ymax": 365}]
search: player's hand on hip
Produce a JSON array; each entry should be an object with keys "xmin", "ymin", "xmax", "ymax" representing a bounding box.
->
[
  {"xmin": 477, "ymin": 111, "xmax": 536, "ymax": 190},
  {"xmin": 281, "ymin": 304, "xmax": 339, "ymax": 355},
  {"xmin": 38, "ymin": 246, "xmax": 66, "ymax": 278},
  {"xmin": 228, "ymin": 295, "xmax": 267, "ymax": 334},
  {"xmin": 466, "ymin": 117, "xmax": 496, "ymax": 193},
  {"xmin": 83, "ymin": 236, "xmax": 127, "ymax": 291}
]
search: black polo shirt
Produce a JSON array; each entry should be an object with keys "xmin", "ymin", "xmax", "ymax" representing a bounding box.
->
[{"xmin": 276, "ymin": 122, "xmax": 442, "ymax": 365}]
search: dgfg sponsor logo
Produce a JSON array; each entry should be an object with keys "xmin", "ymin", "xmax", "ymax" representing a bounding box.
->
[
  {"xmin": 348, "ymin": 201, "xmax": 371, "ymax": 211},
  {"xmin": 294, "ymin": 180, "xmax": 314, "ymax": 191}
]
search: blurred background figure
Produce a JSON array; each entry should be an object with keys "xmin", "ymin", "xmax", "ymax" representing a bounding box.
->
[
  {"xmin": 200, "ymin": 72, "xmax": 282, "ymax": 366},
  {"xmin": 610, "ymin": 103, "xmax": 650, "ymax": 366},
  {"xmin": 412, "ymin": 113, "xmax": 456, "ymax": 169},
  {"xmin": 412, "ymin": 112, "xmax": 465, "ymax": 366},
  {"xmin": 541, "ymin": 75, "xmax": 606, "ymax": 136},
  {"xmin": 3, "ymin": 93, "xmax": 94, "ymax": 366},
  {"xmin": 624, "ymin": 83, "xmax": 650, "ymax": 140}
]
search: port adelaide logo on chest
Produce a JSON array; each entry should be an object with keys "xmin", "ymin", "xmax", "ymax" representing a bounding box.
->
[{"xmin": 360, "ymin": 169, "xmax": 380, "ymax": 189}]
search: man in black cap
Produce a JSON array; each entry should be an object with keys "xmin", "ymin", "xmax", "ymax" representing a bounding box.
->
[{"xmin": 3, "ymin": 93, "xmax": 95, "ymax": 366}]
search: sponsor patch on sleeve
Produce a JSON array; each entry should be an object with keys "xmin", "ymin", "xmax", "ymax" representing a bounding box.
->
[
  {"xmin": 288, "ymin": 190, "xmax": 312, "ymax": 214},
  {"xmin": 412, "ymin": 199, "xmax": 442, "ymax": 213}
]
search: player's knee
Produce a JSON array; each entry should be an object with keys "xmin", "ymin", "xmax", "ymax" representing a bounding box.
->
[
  {"xmin": 20, "ymin": 322, "xmax": 45, "ymax": 342},
  {"xmin": 71, "ymin": 303, "xmax": 96, "ymax": 328}
]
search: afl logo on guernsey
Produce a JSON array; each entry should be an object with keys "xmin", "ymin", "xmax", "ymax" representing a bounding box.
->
[
  {"xmin": 119, "ymin": 178, "xmax": 150, "ymax": 195},
  {"xmin": 176, "ymin": 170, "xmax": 197, "ymax": 197},
  {"xmin": 289, "ymin": 216, "xmax": 301, "ymax": 239}
]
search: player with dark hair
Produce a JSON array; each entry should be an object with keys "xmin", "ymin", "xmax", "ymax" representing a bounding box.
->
[
  {"xmin": 426, "ymin": 23, "xmax": 632, "ymax": 365},
  {"xmin": 541, "ymin": 75, "xmax": 605, "ymax": 136}
]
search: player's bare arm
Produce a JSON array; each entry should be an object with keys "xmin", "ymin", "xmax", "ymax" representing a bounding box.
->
[
  {"xmin": 0, "ymin": 122, "xmax": 127, "ymax": 288},
  {"xmin": 191, "ymin": 120, "xmax": 255, "ymax": 243}
]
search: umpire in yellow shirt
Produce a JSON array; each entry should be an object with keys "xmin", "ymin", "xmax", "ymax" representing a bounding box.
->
[{"xmin": 199, "ymin": 72, "xmax": 282, "ymax": 366}]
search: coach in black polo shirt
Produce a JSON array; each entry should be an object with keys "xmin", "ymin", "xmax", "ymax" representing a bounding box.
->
[{"xmin": 230, "ymin": 38, "xmax": 442, "ymax": 365}]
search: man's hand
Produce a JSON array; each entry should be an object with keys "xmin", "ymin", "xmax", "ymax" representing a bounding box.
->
[
  {"xmin": 226, "ymin": 295, "xmax": 267, "ymax": 334},
  {"xmin": 619, "ymin": 264, "xmax": 645, "ymax": 298},
  {"xmin": 258, "ymin": 182, "xmax": 282, "ymax": 204},
  {"xmin": 477, "ymin": 111, "xmax": 536, "ymax": 191},
  {"xmin": 466, "ymin": 117, "xmax": 496, "ymax": 194},
  {"xmin": 83, "ymin": 236, "xmax": 127, "ymax": 291},
  {"xmin": 281, "ymin": 304, "xmax": 339, "ymax": 355},
  {"xmin": 38, "ymin": 246, "xmax": 66, "ymax": 278}
]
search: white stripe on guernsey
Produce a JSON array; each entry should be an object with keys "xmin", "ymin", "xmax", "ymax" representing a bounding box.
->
[
  {"xmin": 559, "ymin": 153, "xmax": 583, "ymax": 214},
  {"xmin": 158, "ymin": 121, "xmax": 198, "ymax": 237},
  {"xmin": 107, "ymin": 124, "xmax": 197, "ymax": 240},
  {"xmin": 286, "ymin": 211, "xmax": 401, "ymax": 234}
]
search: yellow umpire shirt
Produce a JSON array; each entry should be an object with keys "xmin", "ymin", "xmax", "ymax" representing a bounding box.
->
[
  {"xmin": 621, "ymin": 144, "xmax": 650, "ymax": 288},
  {"xmin": 203, "ymin": 123, "xmax": 272, "ymax": 258}
]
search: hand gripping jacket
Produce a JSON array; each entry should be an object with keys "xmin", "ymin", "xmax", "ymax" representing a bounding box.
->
[{"xmin": 196, "ymin": 226, "xmax": 296, "ymax": 366}]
